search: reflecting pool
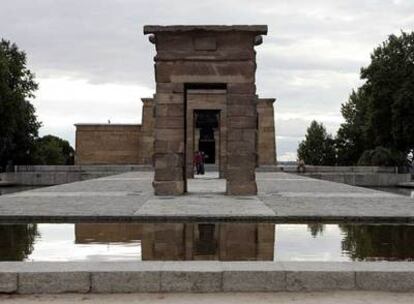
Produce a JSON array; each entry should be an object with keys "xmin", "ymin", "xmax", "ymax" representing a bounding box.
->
[{"xmin": 0, "ymin": 223, "xmax": 413, "ymax": 262}]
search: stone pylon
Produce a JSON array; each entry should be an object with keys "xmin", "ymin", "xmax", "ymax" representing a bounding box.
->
[{"xmin": 144, "ymin": 25, "xmax": 268, "ymax": 195}]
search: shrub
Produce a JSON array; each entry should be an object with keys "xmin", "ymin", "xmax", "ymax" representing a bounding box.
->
[{"xmin": 357, "ymin": 146, "xmax": 406, "ymax": 166}]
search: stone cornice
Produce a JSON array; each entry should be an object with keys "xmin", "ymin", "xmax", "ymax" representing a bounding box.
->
[{"xmin": 144, "ymin": 25, "xmax": 268, "ymax": 35}]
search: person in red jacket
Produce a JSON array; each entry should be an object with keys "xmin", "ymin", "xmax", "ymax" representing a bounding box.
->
[{"xmin": 194, "ymin": 151, "xmax": 202, "ymax": 175}]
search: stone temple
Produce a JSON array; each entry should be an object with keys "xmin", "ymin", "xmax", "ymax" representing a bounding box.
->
[{"xmin": 75, "ymin": 25, "xmax": 277, "ymax": 195}]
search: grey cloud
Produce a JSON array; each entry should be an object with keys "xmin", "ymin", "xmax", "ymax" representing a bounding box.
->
[
  {"xmin": 1, "ymin": 0, "xmax": 413, "ymax": 159},
  {"xmin": 262, "ymin": 54, "xmax": 364, "ymax": 73},
  {"xmin": 276, "ymin": 118, "xmax": 341, "ymax": 138},
  {"xmin": 3, "ymin": 0, "xmax": 412, "ymax": 86},
  {"xmin": 277, "ymin": 136, "xmax": 303, "ymax": 162}
]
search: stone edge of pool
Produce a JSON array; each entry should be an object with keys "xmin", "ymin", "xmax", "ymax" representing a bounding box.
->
[
  {"xmin": 1, "ymin": 215, "xmax": 414, "ymax": 223},
  {"xmin": 1, "ymin": 261, "xmax": 414, "ymax": 294}
]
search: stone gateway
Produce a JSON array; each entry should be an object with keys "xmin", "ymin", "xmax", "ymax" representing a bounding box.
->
[{"xmin": 75, "ymin": 25, "xmax": 277, "ymax": 195}]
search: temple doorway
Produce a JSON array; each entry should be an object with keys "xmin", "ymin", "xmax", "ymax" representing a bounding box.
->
[{"xmin": 184, "ymin": 86, "xmax": 227, "ymax": 184}]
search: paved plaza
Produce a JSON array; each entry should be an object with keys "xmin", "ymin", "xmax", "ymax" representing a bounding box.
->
[{"xmin": 0, "ymin": 171, "xmax": 413, "ymax": 222}]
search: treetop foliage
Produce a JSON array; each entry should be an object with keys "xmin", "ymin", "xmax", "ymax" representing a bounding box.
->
[
  {"xmin": 31, "ymin": 135, "xmax": 75, "ymax": 165},
  {"xmin": 0, "ymin": 39, "xmax": 74, "ymax": 169},
  {"xmin": 297, "ymin": 121, "xmax": 336, "ymax": 166},
  {"xmin": 0, "ymin": 39, "xmax": 40, "ymax": 169},
  {"xmin": 299, "ymin": 31, "xmax": 414, "ymax": 166}
]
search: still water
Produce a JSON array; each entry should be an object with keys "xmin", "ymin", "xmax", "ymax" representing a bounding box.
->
[{"xmin": 0, "ymin": 223, "xmax": 413, "ymax": 262}]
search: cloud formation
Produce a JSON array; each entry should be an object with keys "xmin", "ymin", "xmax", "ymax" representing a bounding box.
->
[{"xmin": 1, "ymin": 0, "xmax": 413, "ymax": 160}]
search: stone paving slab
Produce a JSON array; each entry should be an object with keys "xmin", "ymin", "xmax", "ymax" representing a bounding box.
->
[
  {"xmin": 137, "ymin": 195, "xmax": 275, "ymax": 218},
  {"xmin": 257, "ymin": 172, "xmax": 414, "ymax": 221},
  {"xmin": 0, "ymin": 171, "xmax": 413, "ymax": 222}
]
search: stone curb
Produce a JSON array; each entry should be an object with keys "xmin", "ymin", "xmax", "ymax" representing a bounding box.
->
[
  {"xmin": 1, "ymin": 215, "xmax": 414, "ymax": 224},
  {"xmin": 1, "ymin": 262, "xmax": 414, "ymax": 294}
]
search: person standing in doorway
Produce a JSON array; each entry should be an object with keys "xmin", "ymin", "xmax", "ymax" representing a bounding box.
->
[
  {"xmin": 200, "ymin": 151, "xmax": 206, "ymax": 175},
  {"xmin": 194, "ymin": 151, "xmax": 202, "ymax": 175}
]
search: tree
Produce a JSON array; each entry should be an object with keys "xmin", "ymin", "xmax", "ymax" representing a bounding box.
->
[
  {"xmin": 336, "ymin": 31, "xmax": 414, "ymax": 164},
  {"xmin": 357, "ymin": 146, "xmax": 406, "ymax": 167},
  {"xmin": 0, "ymin": 224, "xmax": 38, "ymax": 261},
  {"xmin": 297, "ymin": 121, "xmax": 336, "ymax": 165},
  {"xmin": 339, "ymin": 224, "xmax": 414, "ymax": 261},
  {"xmin": 31, "ymin": 135, "xmax": 75, "ymax": 165},
  {"xmin": 361, "ymin": 31, "xmax": 414, "ymax": 152},
  {"xmin": 391, "ymin": 77, "xmax": 414, "ymax": 153},
  {"xmin": 0, "ymin": 39, "xmax": 40, "ymax": 170},
  {"xmin": 307, "ymin": 223, "xmax": 325, "ymax": 238},
  {"xmin": 336, "ymin": 89, "xmax": 369, "ymax": 165}
]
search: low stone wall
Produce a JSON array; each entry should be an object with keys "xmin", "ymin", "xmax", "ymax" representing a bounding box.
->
[
  {"xmin": 282, "ymin": 165, "xmax": 400, "ymax": 173},
  {"xmin": 256, "ymin": 165, "xmax": 280, "ymax": 172},
  {"xmin": 299, "ymin": 172, "xmax": 411, "ymax": 187},
  {"xmin": 0, "ymin": 165, "xmax": 153, "ymax": 186},
  {"xmin": 280, "ymin": 166, "xmax": 411, "ymax": 186},
  {"xmin": 1, "ymin": 165, "xmax": 410, "ymax": 187},
  {"xmin": 1, "ymin": 261, "xmax": 414, "ymax": 294}
]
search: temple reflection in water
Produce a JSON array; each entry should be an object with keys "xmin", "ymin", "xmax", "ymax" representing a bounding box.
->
[
  {"xmin": 75, "ymin": 223, "xmax": 275, "ymax": 261},
  {"xmin": 2, "ymin": 223, "xmax": 414, "ymax": 262}
]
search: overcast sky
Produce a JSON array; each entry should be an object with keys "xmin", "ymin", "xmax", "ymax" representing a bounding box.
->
[{"xmin": 1, "ymin": 0, "xmax": 413, "ymax": 161}]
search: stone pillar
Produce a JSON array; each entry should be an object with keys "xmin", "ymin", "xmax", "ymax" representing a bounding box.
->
[
  {"xmin": 140, "ymin": 98, "xmax": 155, "ymax": 165},
  {"xmin": 214, "ymin": 129, "xmax": 219, "ymax": 165},
  {"xmin": 152, "ymin": 90, "xmax": 186, "ymax": 195},
  {"xmin": 257, "ymin": 98, "xmax": 277, "ymax": 166},
  {"xmin": 226, "ymin": 85, "xmax": 258, "ymax": 195},
  {"xmin": 142, "ymin": 223, "xmax": 185, "ymax": 260},
  {"xmin": 256, "ymin": 223, "xmax": 275, "ymax": 260}
]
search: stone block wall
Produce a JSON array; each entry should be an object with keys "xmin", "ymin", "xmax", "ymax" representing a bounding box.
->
[
  {"xmin": 75, "ymin": 124, "xmax": 142, "ymax": 165},
  {"xmin": 74, "ymin": 96, "xmax": 277, "ymax": 169},
  {"xmin": 75, "ymin": 98, "xmax": 154, "ymax": 165}
]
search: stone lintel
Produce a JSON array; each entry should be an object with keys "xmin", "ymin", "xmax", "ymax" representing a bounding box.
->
[
  {"xmin": 186, "ymin": 89, "xmax": 226, "ymax": 95},
  {"xmin": 144, "ymin": 25, "xmax": 268, "ymax": 35}
]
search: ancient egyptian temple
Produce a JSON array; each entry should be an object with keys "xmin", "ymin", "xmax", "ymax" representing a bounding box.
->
[{"xmin": 75, "ymin": 25, "xmax": 277, "ymax": 195}]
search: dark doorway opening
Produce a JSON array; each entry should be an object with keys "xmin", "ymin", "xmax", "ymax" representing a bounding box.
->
[
  {"xmin": 199, "ymin": 141, "xmax": 215, "ymax": 164},
  {"xmin": 195, "ymin": 110, "xmax": 219, "ymax": 164}
]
